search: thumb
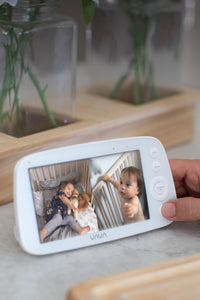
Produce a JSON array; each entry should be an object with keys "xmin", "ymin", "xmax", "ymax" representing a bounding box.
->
[{"xmin": 161, "ymin": 198, "xmax": 200, "ymax": 221}]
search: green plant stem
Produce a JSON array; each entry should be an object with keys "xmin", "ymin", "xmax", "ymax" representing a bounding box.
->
[
  {"xmin": 110, "ymin": 56, "xmax": 135, "ymax": 99},
  {"xmin": 134, "ymin": 48, "xmax": 141, "ymax": 105},
  {"xmin": 0, "ymin": 29, "xmax": 25, "ymax": 131},
  {"xmin": 0, "ymin": 2, "xmax": 57, "ymax": 135},
  {"xmin": 0, "ymin": 30, "xmax": 16, "ymax": 128},
  {"xmin": 110, "ymin": 2, "xmax": 156, "ymax": 105},
  {"xmin": 0, "ymin": 28, "xmax": 57, "ymax": 132},
  {"xmin": 11, "ymin": 30, "xmax": 24, "ymax": 124},
  {"xmin": 26, "ymin": 65, "xmax": 57, "ymax": 128}
]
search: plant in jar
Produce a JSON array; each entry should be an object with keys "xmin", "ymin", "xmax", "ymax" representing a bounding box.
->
[
  {"xmin": 0, "ymin": 0, "xmax": 58, "ymax": 137},
  {"xmin": 89, "ymin": 0, "xmax": 183, "ymax": 105},
  {"xmin": 0, "ymin": 0, "xmax": 77, "ymax": 137}
]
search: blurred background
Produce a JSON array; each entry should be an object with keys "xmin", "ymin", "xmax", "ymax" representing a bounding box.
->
[{"xmin": 59, "ymin": 0, "xmax": 200, "ymax": 90}]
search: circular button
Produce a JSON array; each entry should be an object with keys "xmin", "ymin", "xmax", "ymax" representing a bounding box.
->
[
  {"xmin": 150, "ymin": 176, "xmax": 169, "ymax": 201},
  {"xmin": 152, "ymin": 161, "xmax": 161, "ymax": 173},
  {"xmin": 150, "ymin": 147, "xmax": 159, "ymax": 158}
]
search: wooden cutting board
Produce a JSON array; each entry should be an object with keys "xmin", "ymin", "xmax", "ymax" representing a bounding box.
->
[{"xmin": 67, "ymin": 253, "xmax": 200, "ymax": 300}]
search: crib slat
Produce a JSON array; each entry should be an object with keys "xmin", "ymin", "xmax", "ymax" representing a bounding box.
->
[
  {"xmin": 29, "ymin": 171, "xmax": 35, "ymax": 191},
  {"xmin": 38, "ymin": 167, "xmax": 45, "ymax": 181},
  {"xmin": 102, "ymin": 185, "xmax": 117, "ymax": 227},
  {"xmin": 45, "ymin": 166, "xmax": 50, "ymax": 179},
  {"xmin": 94, "ymin": 195, "xmax": 110, "ymax": 229},
  {"xmin": 112, "ymin": 173, "xmax": 122, "ymax": 211},
  {"xmin": 52, "ymin": 165, "xmax": 56, "ymax": 179},
  {"xmin": 70, "ymin": 162, "xmax": 72, "ymax": 173},
  {"xmin": 58, "ymin": 164, "xmax": 62, "ymax": 178},
  {"xmin": 32, "ymin": 169, "xmax": 40, "ymax": 191},
  {"xmin": 29, "ymin": 169, "xmax": 38, "ymax": 191},
  {"xmin": 107, "ymin": 183, "xmax": 122, "ymax": 226}
]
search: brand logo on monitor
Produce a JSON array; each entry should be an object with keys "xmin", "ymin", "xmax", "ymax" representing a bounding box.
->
[{"xmin": 90, "ymin": 232, "xmax": 108, "ymax": 241}]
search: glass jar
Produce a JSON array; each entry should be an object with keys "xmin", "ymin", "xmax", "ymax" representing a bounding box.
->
[
  {"xmin": 86, "ymin": 0, "xmax": 185, "ymax": 105},
  {"xmin": 0, "ymin": 0, "xmax": 77, "ymax": 137}
]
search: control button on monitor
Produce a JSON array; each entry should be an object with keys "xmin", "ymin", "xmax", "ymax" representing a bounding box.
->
[
  {"xmin": 152, "ymin": 161, "xmax": 161, "ymax": 173},
  {"xmin": 150, "ymin": 147, "xmax": 159, "ymax": 158},
  {"xmin": 150, "ymin": 176, "xmax": 169, "ymax": 201}
]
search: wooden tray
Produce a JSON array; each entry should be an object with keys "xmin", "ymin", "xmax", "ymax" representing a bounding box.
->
[
  {"xmin": 67, "ymin": 253, "xmax": 200, "ymax": 300},
  {"xmin": 0, "ymin": 88, "xmax": 198, "ymax": 205}
]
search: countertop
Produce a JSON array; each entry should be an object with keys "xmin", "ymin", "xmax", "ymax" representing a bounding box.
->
[{"xmin": 0, "ymin": 102, "xmax": 200, "ymax": 300}]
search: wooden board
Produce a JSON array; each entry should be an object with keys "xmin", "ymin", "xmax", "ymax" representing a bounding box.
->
[
  {"xmin": 67, "ymin": 253, "xmax": 200, "ymax": 300},
  {"xmin": 0, "ymin": 88, "xmax": 198, "ymax": 205}
]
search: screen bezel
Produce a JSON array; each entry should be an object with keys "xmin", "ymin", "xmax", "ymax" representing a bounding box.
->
[{"xmin": 14, "ymin": 137, "xmax": 174, "ymax": 255}]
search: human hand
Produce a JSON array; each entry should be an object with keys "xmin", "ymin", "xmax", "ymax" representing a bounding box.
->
[
  {"xmin": 101, "ymin": 174, "xmax": 110, "ymax": 182},
  {"xmin": 161, "ymin": 159, "xmax": 200, "ymax": 221},
  {"xmin": 123, "ymin": 203, "xmax": 135, "ymax": 218}
]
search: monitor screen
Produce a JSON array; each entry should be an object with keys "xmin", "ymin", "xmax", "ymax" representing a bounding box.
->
[{"xmin": 29, "ymin": 150, "xmax": 149, "ymax": 243}]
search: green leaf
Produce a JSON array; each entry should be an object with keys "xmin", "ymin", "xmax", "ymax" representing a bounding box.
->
[{"xmin": 82, "ymin": 0, "xmax": 96, "ymax": 25}]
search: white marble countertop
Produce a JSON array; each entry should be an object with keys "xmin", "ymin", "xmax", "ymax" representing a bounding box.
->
[{"xmin": 0, "ymin": 103, "xmax": 200, "ymax": 300}]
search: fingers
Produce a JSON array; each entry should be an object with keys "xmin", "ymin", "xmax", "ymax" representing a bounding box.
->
[
  {"xmin": 169, "ymin": 159, "xmax": 200, "ymax": 197},
  {"xmin": 123, "ymin": 203, "xmax": 134, "ymax": 218},
  {"xmin": 161, "ymin": 197, "xmax": 200, "ymax": 221},
  {"xmin": 101, "ymin": 174, "xmax": 108, "ymax": 181},
  {"xmin": 169, "ymin": 159, "xmax": 188, "ymax": 180}
]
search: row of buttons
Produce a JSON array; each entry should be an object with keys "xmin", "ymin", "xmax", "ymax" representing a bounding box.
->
[
  {"xmin": 151, "ymin": 147, "xmax": 161, "ymax": 173},
  {"xmin": 150, "ymin": 147, "xmax": 169, "ymax": 201}
]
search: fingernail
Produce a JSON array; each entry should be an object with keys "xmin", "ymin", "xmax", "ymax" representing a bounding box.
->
[{"xmin": 162, "ymin": 203, "xmax": 176, "ymax": 218}]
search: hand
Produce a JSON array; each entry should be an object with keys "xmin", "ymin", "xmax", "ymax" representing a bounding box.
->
[
  {"xmin": 101, "ymin": 174, "xmax": 110, "ymax": 182},
  {"xmin": 123, "ymin": 203, "xmax": 135, "ymax": 218},
  {"xmin": 161, "ymin": 159, "xmax": 200, "ymax": 221}
]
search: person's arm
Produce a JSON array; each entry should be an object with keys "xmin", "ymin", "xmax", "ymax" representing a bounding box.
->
[
  {"xmin": 60, "ymin": 194, "xmax": 79, "ymax": 211},
  {"xmin": 101, "ymin": 174, "xmax": 119, "ymax": 189},
  {"xmin": 161, "ymin": 159, "xmax": 200, "ymax": 221}
]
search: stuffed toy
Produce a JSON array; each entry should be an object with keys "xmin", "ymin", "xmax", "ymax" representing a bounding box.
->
[
  {"xmin": 78, "ymin": 192, "xmax": 91, "ymax": 211},
  {"xmin": 68, "ymin": 188, "xmax": 80, "ymax": 220}
]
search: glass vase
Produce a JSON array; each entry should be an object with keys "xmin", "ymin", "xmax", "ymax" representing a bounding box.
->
[
  {"xmin": 0, "ymin": 0, "xmax": 77, "ymax": 137},
  {"xmin": 86, "ymin": 0, "xmax": 185, "ymax": 105}
]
